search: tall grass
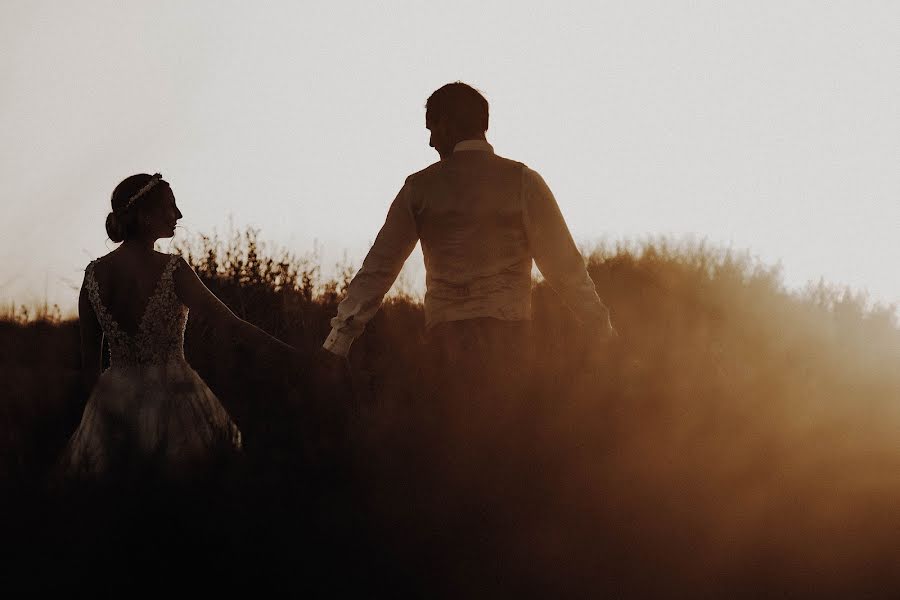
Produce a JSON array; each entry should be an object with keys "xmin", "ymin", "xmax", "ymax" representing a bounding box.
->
[{"xmin": 1, "ymin": 227, "xmax": 898, "ymax": 597}]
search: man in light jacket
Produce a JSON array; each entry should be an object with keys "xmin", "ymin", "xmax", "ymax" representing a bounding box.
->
[{"xmin": 321, "ymin": 81, "xmax": 616, "ymax": 411}]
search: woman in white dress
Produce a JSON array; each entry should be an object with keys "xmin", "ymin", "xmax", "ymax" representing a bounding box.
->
[{"xmin": 59, "ymin": 172, "xmax": 295, "ymax": 480}]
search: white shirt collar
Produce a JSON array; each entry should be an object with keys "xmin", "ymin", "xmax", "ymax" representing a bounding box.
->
[{"xmin": 453, "ymin": 139, "xmax": 494, "ymax": 153}]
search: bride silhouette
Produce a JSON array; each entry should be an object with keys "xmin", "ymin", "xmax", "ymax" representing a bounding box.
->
[{"xmin": 59, "ymin": 173, "xmax": 294, "ymax": 481}]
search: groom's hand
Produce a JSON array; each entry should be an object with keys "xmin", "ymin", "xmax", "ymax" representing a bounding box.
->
[
  {"xmin": 315, "ymin": 346, "xmax": 352, "ymax": 390},
  {"xmin": 318, "ymin": 345, "xmax": 347, "ymax": 368},
  {"xmin": 584, "ymin": 321, "xmax": 621, "ymax": 371}
]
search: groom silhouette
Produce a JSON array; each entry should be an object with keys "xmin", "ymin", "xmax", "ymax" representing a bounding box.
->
[{"xmin": 321, "ymin": 81, "xmax": 616, "ymax": 415}]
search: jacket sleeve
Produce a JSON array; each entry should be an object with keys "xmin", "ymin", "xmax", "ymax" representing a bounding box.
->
[
  {"xmin": 521, "ymin": 167, "xmax": 614, "ymax": 336},
  {"xmin": 322, "ymin": 179, "xmax": 420, "ymax": 356}
]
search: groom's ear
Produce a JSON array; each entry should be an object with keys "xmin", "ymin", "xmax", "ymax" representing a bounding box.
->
[{"xmin": 433, "ymin": 113, "xmax": 450, "ymax": 134}]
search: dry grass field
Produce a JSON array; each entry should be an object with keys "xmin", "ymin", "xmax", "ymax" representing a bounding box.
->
[{"xmin": 2, "ymin": 228, "xmax": 898, "ymax": 597}]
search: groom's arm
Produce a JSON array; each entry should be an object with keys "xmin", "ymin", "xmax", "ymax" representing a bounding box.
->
[
  {"xmin": 323, "ymin": 179, "xmax": 420, "ymax": 357},
  {"xmin": 522, "ymin": 167, "xmax": 615, "ymax": 338}
]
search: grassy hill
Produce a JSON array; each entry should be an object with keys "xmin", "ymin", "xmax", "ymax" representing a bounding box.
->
[{"xmin": 1, "ymin": 228, "xmax": 898, "ymax": 597}]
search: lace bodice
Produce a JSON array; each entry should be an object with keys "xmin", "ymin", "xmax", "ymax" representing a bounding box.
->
[{"xmin": 85, "ymin": 255, "xmax": 189, "ymax": 367}]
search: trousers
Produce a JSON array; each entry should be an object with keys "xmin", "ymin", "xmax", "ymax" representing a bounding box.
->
[
  {"xmin": 405, "ymin": 317, "xmax": 547, "ymax": 592},
  {"xmin": 424, "ymin": 317, "xmax": 533, "ymax": 424}
]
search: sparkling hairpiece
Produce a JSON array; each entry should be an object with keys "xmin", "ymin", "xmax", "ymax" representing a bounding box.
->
[{"xmin": 123, "ymin": 173, "xmax": 163, "ymax": 211}]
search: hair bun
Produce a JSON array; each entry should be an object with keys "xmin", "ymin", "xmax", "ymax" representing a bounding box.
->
[{"xmin": 105, "ymin": 211, "xmax": 126, "ymax": 243}]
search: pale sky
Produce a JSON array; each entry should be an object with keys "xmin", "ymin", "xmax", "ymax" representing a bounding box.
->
[{"xmin": 2, "ymin": 1, "xmax": 898, "ymax": 315}]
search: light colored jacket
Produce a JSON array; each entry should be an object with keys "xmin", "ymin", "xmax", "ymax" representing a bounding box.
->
[{"xmin": 323, "ymin": 139, "xmax": 614, "ymax": 356}]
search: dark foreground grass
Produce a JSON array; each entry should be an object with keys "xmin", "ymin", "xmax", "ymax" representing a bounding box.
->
[{"xmin": 1, "ymin": 230, "xmax": 899, "ymax": 598}]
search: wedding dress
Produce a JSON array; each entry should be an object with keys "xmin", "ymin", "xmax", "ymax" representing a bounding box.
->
[{"xmin": 60, "ymin": 254, "xmax": 242, "ymax": 479}]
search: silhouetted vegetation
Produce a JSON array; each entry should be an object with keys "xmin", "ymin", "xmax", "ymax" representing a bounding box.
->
[{"xmin": 1, "ymin": 228, "xmax": 898, "ymax": 597}]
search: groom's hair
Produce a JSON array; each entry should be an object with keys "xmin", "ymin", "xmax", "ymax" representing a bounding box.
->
[{"xmin": 426, "ymin": 82, "xmax": 489, "ymax": 135}]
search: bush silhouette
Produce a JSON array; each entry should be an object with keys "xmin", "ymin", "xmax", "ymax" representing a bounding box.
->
[{"xmin": 1, "ymin": 226, "xmax": 898, "ymax": 597}]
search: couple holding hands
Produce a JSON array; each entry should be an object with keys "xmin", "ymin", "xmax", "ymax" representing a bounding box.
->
[{"xmin": 60, "ymin": 81, "xmax": 617, "ymax": 480}]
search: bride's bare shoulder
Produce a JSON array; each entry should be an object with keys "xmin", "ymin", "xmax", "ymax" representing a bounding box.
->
[
  {"xmin": 86, "ymin": 251, "xmax": 118, "ymax": 278},
  {"xmin": 89, "ymin": 249, "xmax": 173, "ymax": 280},
  {"xmin": 90, "ymin": 250, "xmax": 118, "ymax": 265}
]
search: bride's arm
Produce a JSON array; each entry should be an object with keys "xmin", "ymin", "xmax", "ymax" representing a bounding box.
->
[
  {"xmin": 172, "ymin": 256, "xmax": 295, "ymax": 356},
  {"xmin": 78, "ymin": 272, "xmax": 103, "ymax": 399}
]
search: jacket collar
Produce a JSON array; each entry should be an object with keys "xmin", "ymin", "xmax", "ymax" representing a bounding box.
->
[{"xmin": 453, "ymin": 139, "xmax": 494, "ymax": 154}]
